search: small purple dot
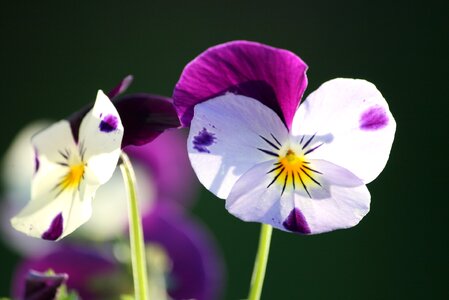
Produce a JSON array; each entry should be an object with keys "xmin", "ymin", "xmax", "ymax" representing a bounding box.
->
[
  {"xmin": 360, "ymin": 106, "xmax": 389, "ymax": 131},
  {"xmin": 283, "ymin": 208, "xmax": 311, "ymax": 234},
  {"xmin": 193, "ymin": 128, "xmax": 216, "ymax": 153},
  {"xmin": 99, "ymin": 114, "xmax": 119, "ymax": 132},
  {"xmin": 34, "ymin": 148, "xmax": 40, "ymax": 173},
  {"xmin": 41, "ymin": 213, "xmax": 63, "ymax": 241}
]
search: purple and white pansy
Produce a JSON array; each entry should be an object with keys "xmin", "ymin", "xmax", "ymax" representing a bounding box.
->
[
  {"xmin": 10, "ymin": 76, "xmax": 181, "ymax": 241},
  {"xmin": 173, "ymin": 41, "xmax": 396, "ymax": 234},
  {"xmin": 11, "ymin": 91, "xmax": 124, "ymax": 241}
]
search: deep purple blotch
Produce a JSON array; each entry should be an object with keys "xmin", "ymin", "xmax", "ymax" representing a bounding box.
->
[
  {"xmin": 193, "ymin": 128, "xmax": 216, "ymax": 153},
  {"xmin": 34, "ymin": 148, "xmax": 40, "ymax": 173},
  {"xmin": 360, "ymin": 106, "xmax": 389, "ymax": 130},
  {"xmin": 24, "ymin": 270, "xmax": 68, "ymax": 300},
  {"xmin": 41, "ymin": 213, "xmax": 63, "ymax": 241},
  {"xmin": 99, "ymin": 114, "xmax": 119, "ymax": 132},
  {"xmin": 283, "ymin": 208, "xmax": 311, "ymax": 234}
]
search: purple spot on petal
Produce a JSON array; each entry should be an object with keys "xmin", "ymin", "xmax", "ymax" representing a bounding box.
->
[
  {"xmin": 99, "ymin": 114, "xmax": 118, "ymax": 132},
  {"xmin": 34, "ymin": 148, "xmax": 40, "ymax": 173},
  {"xmin": 193, "ymin": 128, "xmax": 216, "ymax": 153},
  {"xmin": 360, "ymin": 106, "xmax": 389, "ymax": 130},
  {"xmin": 42, "ymin": 213, "xmax": 63, "ymax": 241},
  {"xmin": 283, "ymin": 208, "xmax": 311, "ymax": 234}
]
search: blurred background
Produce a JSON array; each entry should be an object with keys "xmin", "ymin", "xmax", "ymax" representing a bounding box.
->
[{"xmin": 0, "ymin": 1, "xmax": 448, "ymax": 299}]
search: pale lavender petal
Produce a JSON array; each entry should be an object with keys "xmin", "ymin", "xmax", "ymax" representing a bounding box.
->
[
  {"xmin": 173, "ymin": 40, "xmax": 308, "ymax": 129},
  {"xmin": 142, "ymin": 202, "xmax": 223, "ymax": 300}
]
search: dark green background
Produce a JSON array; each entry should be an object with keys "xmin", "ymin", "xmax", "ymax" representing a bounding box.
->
[{"xmin": 1, "ymin": 1, "xmax": 448, "ymax": 299}]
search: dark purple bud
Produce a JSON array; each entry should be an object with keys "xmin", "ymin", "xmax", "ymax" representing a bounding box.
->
[{"xmin": 24, "ymin": 270, "xmax": 68, "ymax": 300}]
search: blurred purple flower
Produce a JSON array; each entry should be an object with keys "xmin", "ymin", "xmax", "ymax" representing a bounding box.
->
[
  {"xmin": 12, "ymin": 203, "xmax": 223, "ymax": 300},
  {"xmin": 13, "ymin": 246, "xmax": 121, "ymax": 300},
  {"xmin": 142, "ymin": 202, "xmax": 223, "ymax": 300},
  {"xmin": 125, "ymin": 128, "xmax": 198, "ymax": 207},
  {"xmin": 23, "ymin": 270, "xmax": 68, "ymax": 300}
]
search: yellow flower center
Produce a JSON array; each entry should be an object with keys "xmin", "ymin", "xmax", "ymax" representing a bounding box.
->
[
  {"xmin": 258, "ymin": 133, "xmax": 323, "ymax": 197},
  {"xmin": 267, "ymin": 148, "xmax": 321, "ymax": 197},
  {"xmin": 60, "ymin": 163, "xmax": 85, "ymax": 190}
]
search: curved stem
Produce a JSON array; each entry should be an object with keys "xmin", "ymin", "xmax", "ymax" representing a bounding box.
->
[
  {"xmin": 120, "ymin": 152, "xmax": 149, "ymax": 300},
  {"xmin": 248, "ymin": 224, "xmax": 273, "ymax": 300}
]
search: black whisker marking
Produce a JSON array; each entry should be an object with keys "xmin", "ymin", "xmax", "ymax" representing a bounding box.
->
[
  {"xmin": 300, "ymin": 135, "xmax": 305, "ymax": 144},
  {"xmin": 304, "ymin": 143, "xmax": 324, "ymax": 155},
  {"xmin": 267, "ymin": 168, "xmax": 285, "ymax": 188},
  {"xmin": 257, "ymin": 148, "xmax": 279, "ymax": 157},
  {"xmin": 297, "ymin": 171, "xmax": 311, "ymax": 198},
  {"xmin": 300, "ymin": 168, "xmax": 322, "ymax": 186},
  {"xmin": 267, "ymin": 164, "xmax": 283, "ymax": 174},
  {"xmin": 291, "ymin": 171, "xmax": 296, "ymax": 190},
  {"xmin": 259, "ymin": 135, "xmax": 280, "ymax": 150},
  {"xmin": 270, "ymin": 133, "xmax": 282, "ymax": 147},
  {"xmin": 58, "ymin": 150, "xmax": 68, "ymax": 160},
  {"xmin": 302, "ymin": 133, "xmax": 317, "ymax": 150},
  {"xmin": 302, "ymin": 165, "xmax": 323, "ymax": 174},
  {"xmin": 80, "ymin": 142, "xmax": 87, "ymax": 161},
  {"xmin": 57, "ymin": 162, "xmax": 68, "ymax": 167},
  {"xmin": 281, "ymin": 172, "xmax": 288, "ymax": 195}
]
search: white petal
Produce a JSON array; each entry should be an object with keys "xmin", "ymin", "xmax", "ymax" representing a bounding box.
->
[
  {"xmin": 292, "ymin": 78, "xmax": 396, "ymax": 183},
  {"xmin": 226, "ymin": 159, "xmax": 370, "ymax": 234},
  {"xmin": 79, "ymin": 90, "xmax": 124, "ymax": 185},
  {"xmin": 1, "ymin": 121, "xmax": 51, "ymax": 203},
  {"xmin": 225, "ymin": 160, "xmax": 296, "ymax": 231},
  {"xmin": 11, "ymin": 166, "xmax": 97, "ymax": 240},
  {"xmin": 292, "ymin": 160, "xmax": 371, "ymax": 234},
  {"xmin": 188, "ymin": 94, "xmax": 289, "ymax": 199}
]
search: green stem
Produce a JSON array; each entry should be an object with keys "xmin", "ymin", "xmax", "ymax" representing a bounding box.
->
[
  {"xmin": 120, "ymin": 152, "xmax": 149, "ymax": 300},
  {"xmin": 248, "ymin": 224, "xmax": 273, "ymax": 300}
]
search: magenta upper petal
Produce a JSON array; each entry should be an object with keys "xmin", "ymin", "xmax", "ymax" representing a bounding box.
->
[{"xmin": 173, "ymin": 40, "xmax": 308, "ymax": 129}]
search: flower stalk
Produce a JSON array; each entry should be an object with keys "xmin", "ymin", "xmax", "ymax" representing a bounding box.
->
[
  {"xmin": 120, "ymin": 152, "xmax": 149, "ymax": 300},
  {"xmin": 248, "ymin": 224, "xmax": 273, "ymax": 300}
]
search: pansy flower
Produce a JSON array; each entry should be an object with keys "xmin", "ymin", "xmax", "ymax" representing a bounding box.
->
[
  {"xmin": 2, "ymin": 124, "xmax": 196, "ymax": 244},
  {"xmin": 10, "ymin": 76, "xmax": 180, "ymax": 241},
  {"xmin": 11, "ymin": 91, "xmax": 124, "ymax": 241},
  {"xmin": 173, "ymin": 41, "xmax": 396, "ymax": 234}
]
